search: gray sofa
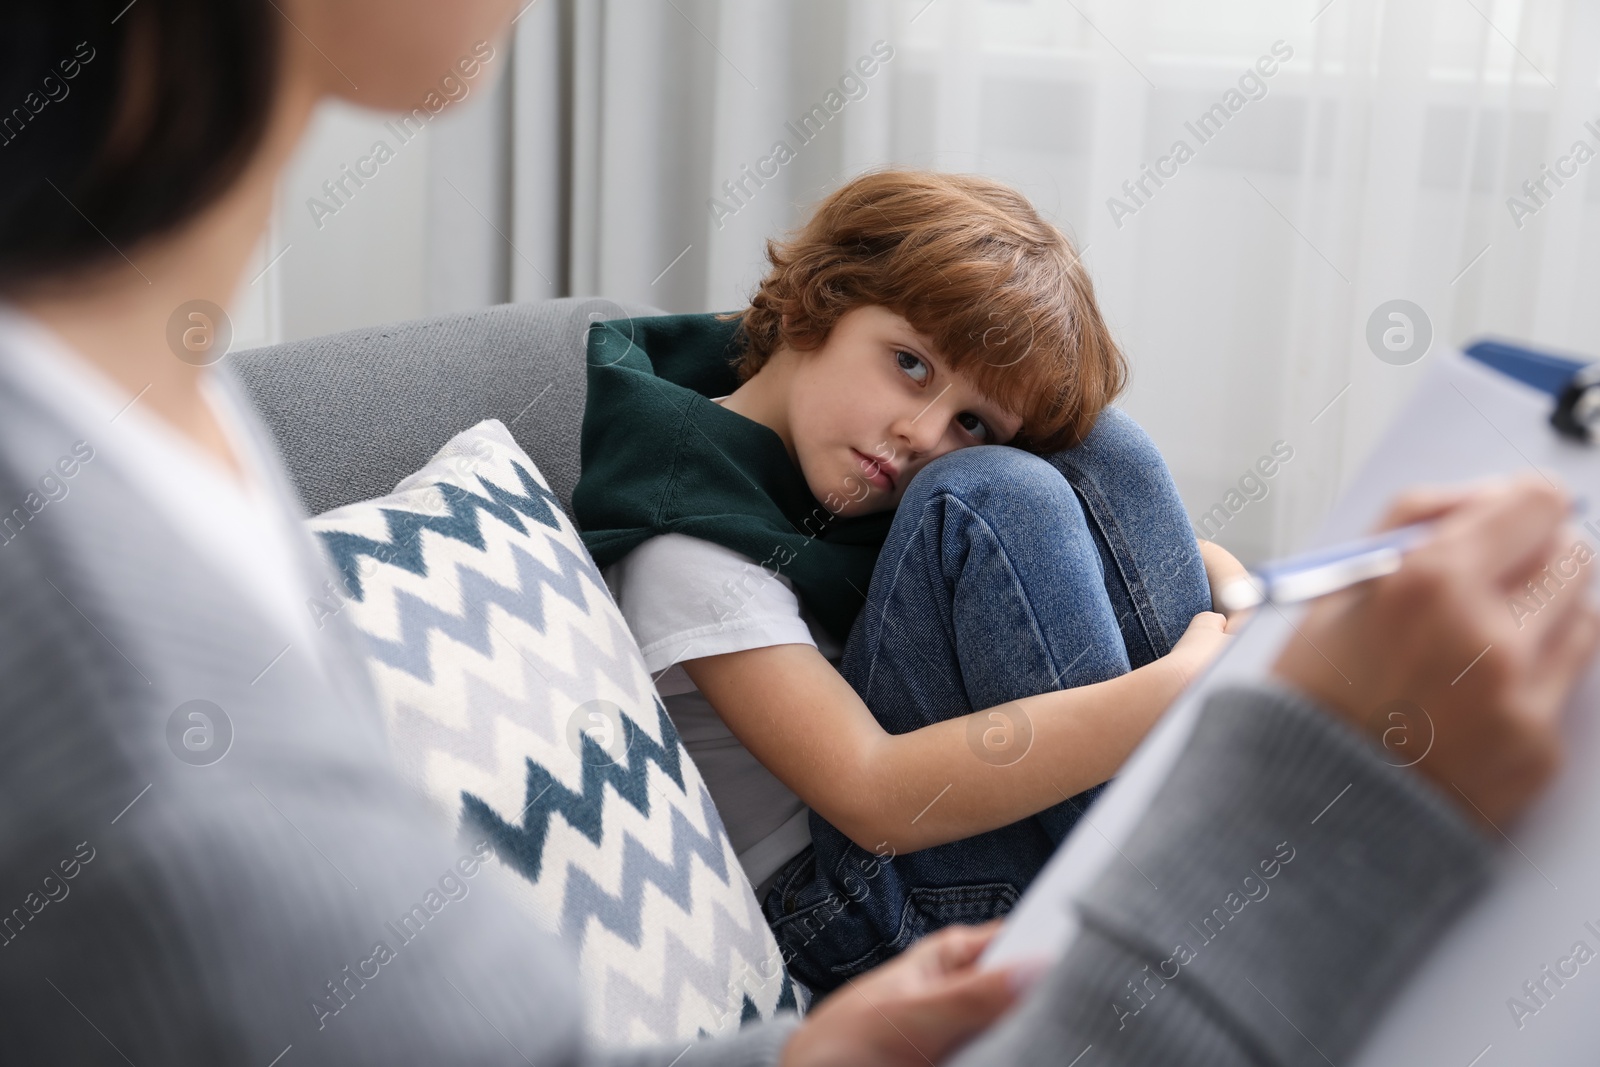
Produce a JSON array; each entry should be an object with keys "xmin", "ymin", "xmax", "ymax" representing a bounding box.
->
[{"xmin": 230, "ymin": 297, "xmax": 664, "ymax": 519}]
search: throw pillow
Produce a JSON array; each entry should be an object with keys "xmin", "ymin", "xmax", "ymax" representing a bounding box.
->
[{"xmin": 306, "ymin": 419, "xmax": 800, "ymax": 1047}]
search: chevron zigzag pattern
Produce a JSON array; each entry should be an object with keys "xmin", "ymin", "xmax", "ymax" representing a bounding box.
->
[
  {"xmin": 351, "ymin": 533, "xmax": 605, "ymax": 685},
  {"xmin": 460, "ymin": 699, "xmax": 689, "ymax": 879},
  {"xmin": 307, "ymin": 419, "xmax": 799, "ymax": 1047},
  {"xmin": 318, "ymin": 459, "xmax": 567, "ymax": 602}
]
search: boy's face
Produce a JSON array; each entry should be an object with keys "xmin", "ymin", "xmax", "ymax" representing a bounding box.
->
[{"xmin": 784, "ymin": 305, "xmax": 1024, "ymax": 518}]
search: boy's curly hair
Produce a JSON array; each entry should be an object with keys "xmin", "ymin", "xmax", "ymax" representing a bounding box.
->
[{"xmin": 719, "ymin": 168, "xmax": 1126, "ymax": 453}]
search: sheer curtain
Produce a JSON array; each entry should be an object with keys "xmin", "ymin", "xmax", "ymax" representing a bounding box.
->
[{"xmin": 513, "ymin": 0, "xmax": 1600, "ymax": 562}]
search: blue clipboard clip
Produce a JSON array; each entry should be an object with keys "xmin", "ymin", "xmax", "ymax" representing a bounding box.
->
[{"xmin": 1462, "ymin": 339, "xmax": 1600, "ymax": 443}]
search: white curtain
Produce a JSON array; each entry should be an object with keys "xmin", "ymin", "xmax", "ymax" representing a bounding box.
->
[{"xmin": 504, "ymin": 0, "xmax": 1600, "ymax": 562}]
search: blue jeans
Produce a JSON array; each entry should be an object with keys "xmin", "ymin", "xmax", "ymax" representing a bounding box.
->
[{"xmin": 759, "ymin": 408, "xmax": 1212, "ymax": 994}]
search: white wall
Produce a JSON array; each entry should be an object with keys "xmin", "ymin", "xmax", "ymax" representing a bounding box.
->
[{"xmin": 232, "ymin": 40, "xmax": 516, "ymax": 349}]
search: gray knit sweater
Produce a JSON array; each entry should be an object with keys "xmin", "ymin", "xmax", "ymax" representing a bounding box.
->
[{"xmin": 0, "ymin": 370, "xmax": 1492, "ymax": 1065}]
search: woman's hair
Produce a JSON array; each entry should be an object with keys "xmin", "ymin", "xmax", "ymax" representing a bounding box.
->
[
  {"xmin": 724, "ymin": 169, "xmax": 1127, "ymax": 453},
  {"xmin": 0, "ymin": 1, "xmax": 279, "ymax": 289}
]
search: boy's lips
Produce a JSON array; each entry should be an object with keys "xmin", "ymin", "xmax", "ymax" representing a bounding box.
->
[{"xmin": 852, "ymin": 449, "xmax": 897, "ymax": 492}]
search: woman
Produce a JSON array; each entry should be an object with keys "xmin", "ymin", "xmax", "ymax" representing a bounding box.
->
[{"xmin": 1, "ymin": 2, "xmax": 1593, "ymax": 1064}]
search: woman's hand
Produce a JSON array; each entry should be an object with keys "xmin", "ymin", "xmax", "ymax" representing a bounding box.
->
[
  {"xmin": 1272, "ymin": 475, "xmax": 1600, "ymax": 831},
  {"xmin": 1198, "ymin": 538, "xmax": 1254, "ymax": 632},
  {"xmin": 780, "ymin": 922, "xmax": 1031, "ymax": 1067}
]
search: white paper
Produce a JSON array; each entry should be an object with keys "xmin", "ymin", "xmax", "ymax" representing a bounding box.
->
[{"xmin": 983, "ymin": 349, "xmax": 1600, "ymax": 1063}]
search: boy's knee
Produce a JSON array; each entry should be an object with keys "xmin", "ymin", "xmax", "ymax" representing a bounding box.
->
[
  {"xmin": 1076, "ymin": 407, "xmax": 1164, "ymax": 470},
  {"xmin": 908, "ymin": 446, "xmax": 1065, "ymax": 509}
]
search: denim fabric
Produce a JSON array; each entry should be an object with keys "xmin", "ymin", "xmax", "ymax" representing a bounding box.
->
[{"xmin": 760, "ymin": 408, "xmax": 1212, "ymax": 994}]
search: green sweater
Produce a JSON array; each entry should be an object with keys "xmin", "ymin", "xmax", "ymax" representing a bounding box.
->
[{"xmin": 572, "ymin": 312, "xmax": 895, "ymax": 646}]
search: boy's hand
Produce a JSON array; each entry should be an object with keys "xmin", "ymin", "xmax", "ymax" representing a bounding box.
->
[
  {"xmin": 780, "ymin": 922, "xmax": 1030, "ymax": 1067},
  {"xmin": 1198, "ymin": 538, "xmax": 1253, "ymax": 632},
  {"xmin": 1167, "ymin": 611, "xmax": 1232, "ymax": 688},
  {"xmin": 1272, "ymin": 476, "xmax": 1600, "ymax": 831}
]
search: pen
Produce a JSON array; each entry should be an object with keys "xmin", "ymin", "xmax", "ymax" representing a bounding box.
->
[
  {"xmin": 1217, "ymin": 494, "xmax": 1588, "ymax": 613},
  {"xmin": 1215, "ymin": 520, "xmax": 1438, "ymax": 614}
]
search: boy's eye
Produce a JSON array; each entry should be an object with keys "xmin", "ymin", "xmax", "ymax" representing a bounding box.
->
[
  {"xmin": 957, "ymin": 412, "xmax": 991, "ymax": 443},
  {"xmin": 895, "ymin": 350, "xmax": 929, "ymax": 383}
]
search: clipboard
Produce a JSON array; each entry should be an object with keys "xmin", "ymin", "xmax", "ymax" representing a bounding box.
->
[{"xmin": 981, "ymin": 340, "xmax": 1600, "ymax": 1064}]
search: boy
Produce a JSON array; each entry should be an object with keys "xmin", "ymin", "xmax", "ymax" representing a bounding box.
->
[{"xmin": 574, "ymin": 169, "xmax": 1244, "ymax": 994}]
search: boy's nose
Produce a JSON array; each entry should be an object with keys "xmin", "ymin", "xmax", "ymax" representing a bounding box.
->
[{"xmin": 891, "ymin": 409, "xmax": 950, "ymax": 458}]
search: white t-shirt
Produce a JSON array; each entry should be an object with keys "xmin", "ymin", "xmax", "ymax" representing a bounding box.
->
[
  {"xmin": 602, "ymin": 530, "xmax": 841, "ymax": 901},
  {"xmin": 0, "ymin": 307, "xmax": 331, "ymax": 680}
]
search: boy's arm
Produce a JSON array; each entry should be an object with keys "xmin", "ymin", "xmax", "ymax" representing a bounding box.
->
[{"xmin": 680, "ymin": 617, "xmax": 1226, "ymax": 855}]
